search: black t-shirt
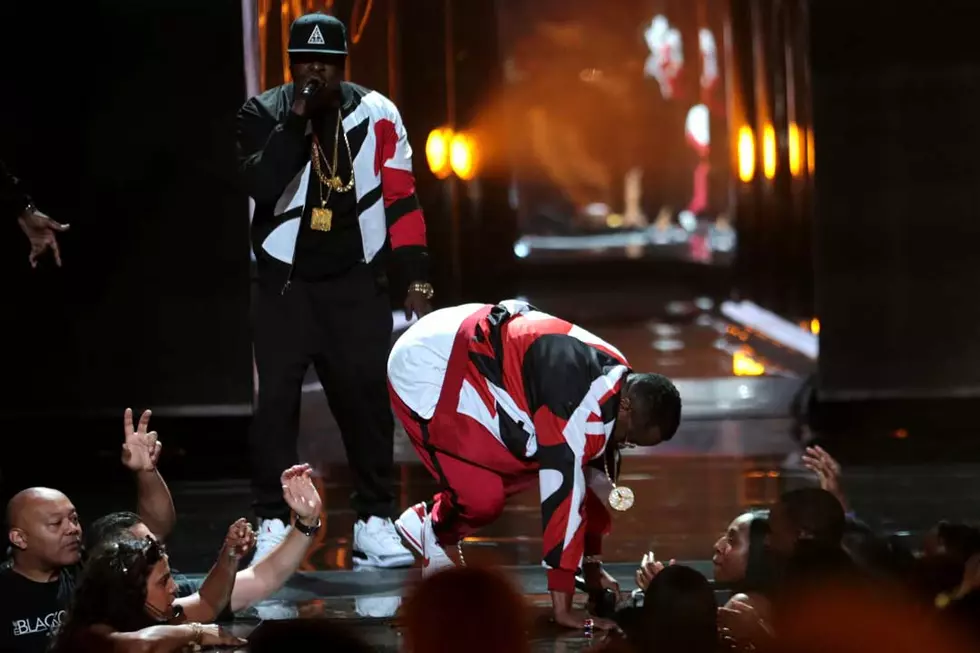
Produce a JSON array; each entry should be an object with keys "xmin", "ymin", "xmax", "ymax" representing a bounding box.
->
[
  {"xmin": 0, "ymin": 563, "xmax": 77, "ymax": 653},
  {"xmin": 293, "ymin": 110, "xmax": 362, "ymax": 281}
]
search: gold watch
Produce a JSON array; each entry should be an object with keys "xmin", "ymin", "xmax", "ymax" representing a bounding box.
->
[{"xmin": 409, "ymin": 282, "xmax": 434, "ymax": 300}]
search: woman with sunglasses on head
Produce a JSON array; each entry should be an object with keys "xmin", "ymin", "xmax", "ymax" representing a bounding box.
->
[{"xmin": 51, "ymin": 537, "xmax": 245, "ymax": 653}]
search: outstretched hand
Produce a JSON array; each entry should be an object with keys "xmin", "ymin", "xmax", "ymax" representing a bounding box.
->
[
  {"xmin": 802, "ymin": 445, "xmax": 846, "ymax": 509},
  {"xmin": 121, "ymin": 408, "xmax": 162, "ymax": 472},
  {"xmin": 18, "ymin": 208, "xmax": 68, "ymax": 268},
  {"xmin": 281, "ymin": 464, "xmax": 322, "ymax": 523}
]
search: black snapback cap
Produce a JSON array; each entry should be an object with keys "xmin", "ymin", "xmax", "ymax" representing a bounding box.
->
[{"xmin": 288, "ymin": 13, "xmax": 348, "ymax": 56}]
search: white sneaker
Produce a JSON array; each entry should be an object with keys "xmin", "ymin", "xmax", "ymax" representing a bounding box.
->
[
  {"xmin": 421, "ymin": 512, "xmax": 455, "ymax": 578},
  {"xmin": 353, "ymin": 517, "xmax": 415, "ymax": 568},
  {"xmin": 250, "ymin": 518, "xmax": 289, "ymax": 566},
  {"xmin": 355, "ymin": 596, "xmax": 402, "ymax": 618},
  {"xmin": 252, "ymin": 601, "xmax": 299, "ymax": 620},
  {"xmin": 394, "ymin": 502, "xmax": 428, "ymax": 556}
]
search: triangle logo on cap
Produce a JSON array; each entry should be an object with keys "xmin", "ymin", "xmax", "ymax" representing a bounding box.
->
[{"xmin": 308, "ymin": 25, "xmax": 326, "ymax": 45}]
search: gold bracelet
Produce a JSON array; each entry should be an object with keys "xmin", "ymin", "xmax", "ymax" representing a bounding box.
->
[{"xmin": 190, "ymin": 622, "xmax": 203, "ymax": 644}]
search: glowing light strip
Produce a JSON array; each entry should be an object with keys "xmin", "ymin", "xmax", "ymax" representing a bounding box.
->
[{"xmin": 720, "ymin": 300, "xmax": 818, "ymax": 360}]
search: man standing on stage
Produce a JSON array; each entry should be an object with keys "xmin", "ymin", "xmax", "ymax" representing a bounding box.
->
[
  {"xmin": 236, "ymin": 12, "xmax": 432, "ymax": 566},
  {"xmin": 388, "ymin": 300, "xmax": 682, "ymax": 630}
]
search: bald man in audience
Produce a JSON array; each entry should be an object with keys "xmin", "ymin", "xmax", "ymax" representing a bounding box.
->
[{"xmin": 0, "ymin": 488, "xmax": 82, "ymax": 653}]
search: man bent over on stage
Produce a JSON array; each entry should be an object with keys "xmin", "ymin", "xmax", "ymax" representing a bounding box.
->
[{"xmin": 387, "ymin": 300, "xmax": 682, "ymax": 631}]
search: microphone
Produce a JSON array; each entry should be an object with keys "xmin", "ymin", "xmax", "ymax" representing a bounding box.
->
[{"xmin": 300, "ymin": 79, "xmax": 321, "ymax": 99}]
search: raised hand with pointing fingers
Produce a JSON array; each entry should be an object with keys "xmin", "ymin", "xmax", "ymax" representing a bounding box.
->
[{"xmin": 121, "ymin": 408, "xmax": 162, "ymax": 472}]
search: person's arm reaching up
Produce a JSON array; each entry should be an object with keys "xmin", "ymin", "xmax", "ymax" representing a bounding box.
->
[
  {"xmin": 120, "ymin": 409, "xmax": 176, "ymax": 541},
  {"xmin": 229, "ymin": 464, "xmax": 322, "ymax": 611},
  {"xmin": 174, "ymin": 518, "xmax": 254, "ymax": 622}
]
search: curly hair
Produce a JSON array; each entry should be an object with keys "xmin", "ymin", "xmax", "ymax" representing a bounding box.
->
[{"xmin": 52, "ymin": 536, "xmax": 167, "ymax": 651}]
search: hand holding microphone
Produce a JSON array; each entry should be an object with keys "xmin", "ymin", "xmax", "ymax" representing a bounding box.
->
[
  {"xmin": 301, "ymin": 78, "xmax": 321, "ymax": 99},
  {"xmin": 291, "ymin": 78, "xmax": 322, "ymax": 117}
]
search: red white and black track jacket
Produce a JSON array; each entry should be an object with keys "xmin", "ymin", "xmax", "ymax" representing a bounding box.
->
[
  {"xmin": 412, "ymin": 300, "xmax": 630, "ymax": 592},
  {"xmin": 236, "ymin": 81, "xmax": 427, "ymax": 293}
]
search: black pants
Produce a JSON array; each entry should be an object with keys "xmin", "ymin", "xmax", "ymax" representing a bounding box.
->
[{"xmin": 250, "ymin": 263, "xmax": 395, "ymax": 521}]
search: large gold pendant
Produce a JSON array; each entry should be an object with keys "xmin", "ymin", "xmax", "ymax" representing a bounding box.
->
[
  {"xmin": 609, "ymin": 486, "xmax": 635, "ymax": 512},
  {"xmin": 311, "ymin": 207, "xmax": 333, "ymax": 232}
]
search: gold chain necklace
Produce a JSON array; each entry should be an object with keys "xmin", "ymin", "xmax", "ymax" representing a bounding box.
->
[
  {"xmin": 309, "ymin": 110, "xmax": 354, "ymax": 231},
  {"xmin": 311, "ymin": 110, "xmax": 355, "ymax": 193}
]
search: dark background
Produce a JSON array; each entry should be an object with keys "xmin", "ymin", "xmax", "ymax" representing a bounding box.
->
[
  {"xmin": 0, "ymin": 0, "xmax": 253, "ymax": 416},
  {"xmin": 4, "ymin": 0, "xmax": 977, "ymax": 470},
  {"xmin": 810, "ymin": 1, "xmax": 980, "ymax": 401}
]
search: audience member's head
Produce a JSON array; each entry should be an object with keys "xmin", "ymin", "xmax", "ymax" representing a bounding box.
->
[
  {"xmin": 944, "ymin": 582, "xmax": 980, "ymax": 647},
  {"xmin": 636, "ymin": 564, "xmax": 718, "ymax": 653},
  {"xmin": 909, "ymin": 522, "xmax": 980, "ymax": 601},
  {"xmin": 842, "ymin": 520, "xmax": 916, "ymax": 584},
  {"xmin": 248, "ymin": 619, "xmax": 374, "ymax": 653},
  {"xmin": 713, "ymin": 510, "xmax": 774, "ymax": 593},
  {"xmin": 401, "ymin": 567, "xmax": 530, "ymax": 653},
  {"xmin": 85, "ymin": 511, "xmax": 152, "ymax": 552},
  {"xmin": 53, "ymin": 535, "xmax": 176, "ymax": 651},
  {"xmin": 5, "ymin": 487, "xmax": 82, "ymax": 576},
  {"xmin": 768, "ymin": 487, "xmax": 845, "ymax": 556},
  {"xmin": 781, "ymin": 538, "xmax": 858, "ymax": 592}
]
